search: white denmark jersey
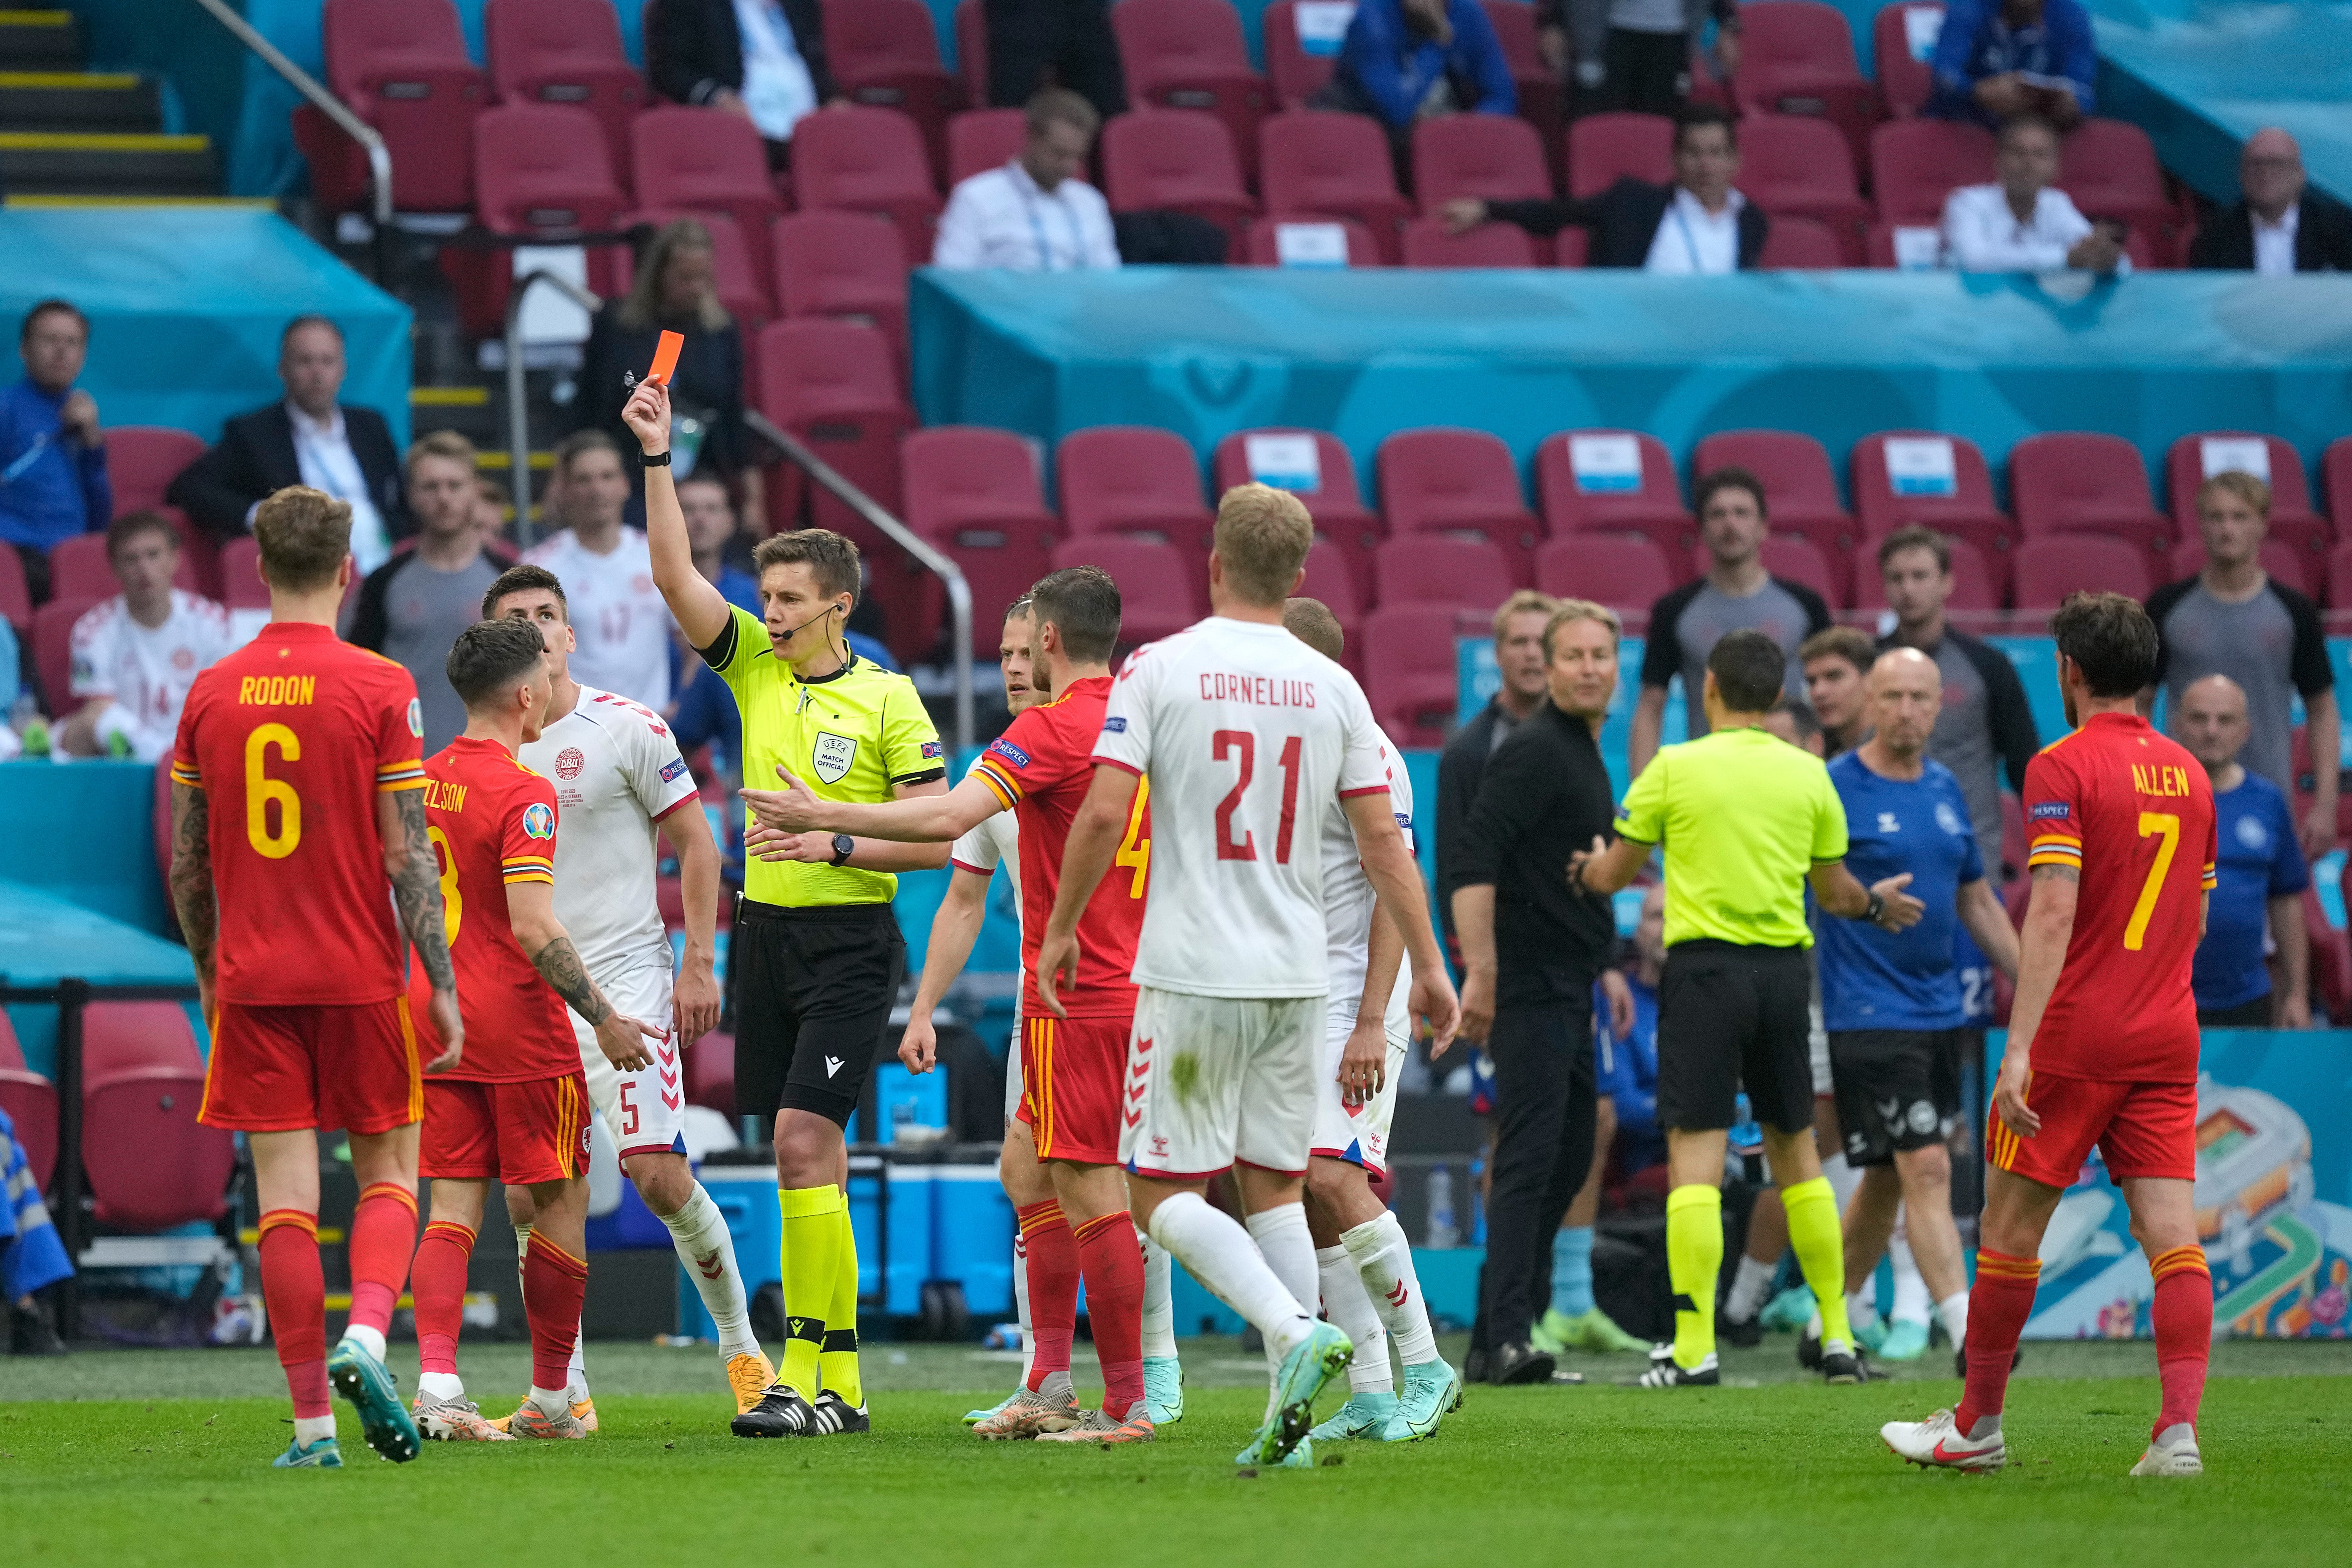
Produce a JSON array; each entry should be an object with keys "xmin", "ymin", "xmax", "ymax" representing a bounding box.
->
[
  {"xmin": 519, "ymin": 684, "xmax": 700, "ymax": 975},
  {"xmin": 950, "ymin": 759, "xmax": 1021, "ymax": 1021},
  {"xmin": 522, "ymin": 527, "xmax": 673, "ymax": 710},
  {"xmin": 1094, "ymin": 616, "xmax": 1390, "ymax": 999},
  {"xmin": 1321, "ymin": 724, "xmax": 1414, "ymax": 1037},
  {"xmin": 68, "ymin": 590, "xmax": 235, "ymax": 762}
]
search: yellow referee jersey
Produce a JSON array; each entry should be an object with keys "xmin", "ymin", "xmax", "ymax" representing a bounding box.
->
[{"xmin": 704, "ymin": 604, "xmax": 946, "ymax": 906}]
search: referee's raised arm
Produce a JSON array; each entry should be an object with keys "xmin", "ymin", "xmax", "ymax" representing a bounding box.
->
[{"xmin": 624, "ymin": 378, "xmax": 731, "ymax": 650}]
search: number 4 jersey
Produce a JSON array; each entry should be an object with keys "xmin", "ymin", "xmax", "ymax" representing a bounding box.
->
[
  {"xmin": 2021, "ymin": 711, "xmax": 2217, "ymax": 1082},
  {"xmin": 1093, "ymin": 617, "xmax": 1392, "ymax": 1000}
]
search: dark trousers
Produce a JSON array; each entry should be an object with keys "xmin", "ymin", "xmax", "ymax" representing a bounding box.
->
[
  {"xmin": 1602, "ymin": 27, "xmax": 1689, "ymax": 116},
  {"xmin": 986, "ymin": 0, "xmax": 1126, "ymax": 118},
  {"xmin": 2197, "ymin": 996, "xmax": 2273, "ymax": 1028},
  {"xmin": 1475, "ymin": 991, "xmax": 1598, "ymax": 1350}
]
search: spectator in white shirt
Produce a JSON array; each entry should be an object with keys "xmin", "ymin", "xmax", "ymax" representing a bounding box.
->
[
  {"xmin": 932, "ymin": 88, "xmax": 1121, "ymax": 272},
  {"xmin": 1941, "ymin": 111, "xmax": 2126, "ymax": 274},
  {"xmin": 59, "ymin": 510, "xmax": 233, "ymax": 759},
  {"xmin": 522, "ymin": 431, "xmax": 676, "ymax": 710}
]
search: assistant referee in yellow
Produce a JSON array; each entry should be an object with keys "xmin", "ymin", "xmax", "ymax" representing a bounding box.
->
[
  {"xmin": 1571, "ymin": 629, "xmax": 1923, "ymax": 1389},
  {"xmin": 630, "ymin": 379, "xmax": 949, "ymax": 1440}
]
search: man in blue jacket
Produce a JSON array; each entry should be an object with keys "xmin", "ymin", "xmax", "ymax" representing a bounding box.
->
[
  {"xmin": 0, "ymin": 299, "xmax": 110, "ymax": 605},
  {"xmin": 1924, "ymin": 0, "xmax": 2095, "ymax": 130},
  {"xmin": 1316, "ymin": 0, "xmax": 1516, "ymax": 151}
]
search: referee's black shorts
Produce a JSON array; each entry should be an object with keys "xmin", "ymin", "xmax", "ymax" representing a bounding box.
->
[
  {"xmin": 1656, "ymin": 939, "xmax": 1814, "ymax": 1136},
  {"xmin": 731, "ymin": 898, "xmax": 905, "ymax": 1128},
  {"xmin": 1827, "ymin": 1027, "xmax": 1965, "ymax": 1168}
]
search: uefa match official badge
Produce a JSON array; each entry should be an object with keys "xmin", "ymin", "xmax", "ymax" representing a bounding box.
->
[{"xmin": 812, "ymin": 732, "xmax": 857, "ymax": 784}]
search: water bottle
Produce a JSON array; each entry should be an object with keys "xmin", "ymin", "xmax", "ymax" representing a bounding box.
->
[{"xmin": 1425, "ymin": 1166, "xmax": 1458, "ymax": 1249}]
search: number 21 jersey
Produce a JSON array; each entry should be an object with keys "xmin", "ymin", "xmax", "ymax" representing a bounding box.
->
[{"xmin": 1093, "ymin": 617, "xmax": 1391, "ymax": 1000}]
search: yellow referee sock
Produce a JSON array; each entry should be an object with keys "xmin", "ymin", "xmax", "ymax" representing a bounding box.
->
[
  {"xmin": 818, "ymin": 1201, "xmax": 863, "ymax": 1408},
  {"xmin": 1665, "ymin": 1184, "xmax": 1723, "ymax": 1370},
  {"xmin": 1782, "ymin": 1176, "xmax": 1853, "ymax": 1349},
  {"xmin": 778, "ymin": 1185, "xmax": 845, "ymax": 1398}
]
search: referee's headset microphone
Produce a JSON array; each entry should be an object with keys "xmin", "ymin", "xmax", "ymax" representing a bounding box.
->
[{"xmin": 771, "ymin": 600, "xmax": 849, "ymax": 710}]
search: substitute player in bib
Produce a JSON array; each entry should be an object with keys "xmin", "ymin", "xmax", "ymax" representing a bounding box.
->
[
  {"xmin": 744, "ymin": 567, "xmax": 1161, "ymax": 1442},
  {"xmin": 1036, "ymin": 484, "xmax": 1460, "ymax": 1470},
  {"xmin": 404, "ymin": 618, "xmax": 665, "ymax": 1441},
  {"xmin": 486, "ymin": 564, "xmax": 765, "ymax": 1422},
  {"xmin": 1281, "ymin": 597, "xmax": 1461, "ymax": 1444},
  {"xmin": 1885, "ymin": 594, "xmax": 2218, "ymax": 1477},
  {"xmin": 170, "ymin": 486, "xmax": 461, "ymax": 1470}
]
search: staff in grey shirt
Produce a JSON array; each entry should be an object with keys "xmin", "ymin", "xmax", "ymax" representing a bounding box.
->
[
  {"xmin": 1631, "ymin": 466, "xmax": 1832, "ymax": 779},
  {"xmin": 1874, "ymin": 526, "xmax": 2037, "ymax": 873},
  {"xmin": 2146, "ymin": 470, "xmax": 2338, "ymax": 859},
  {"xmin": 346, "ymin": 431, "xmax": 503, "ymax": 753}
]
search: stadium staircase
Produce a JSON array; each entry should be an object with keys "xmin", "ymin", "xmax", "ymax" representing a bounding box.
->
[{"xmin": 0, "ymin": 10, "xmax": 218, "ymax": 199}]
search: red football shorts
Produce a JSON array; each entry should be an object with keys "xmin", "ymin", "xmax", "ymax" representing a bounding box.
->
[
  {"xmin": 1016, "ymin": 1013, "xmax": 1130, "ymax": 1166},
  {"xmin": 1987, "ymin": 1072, "xmax": 2197, "ymax": 1189},
  {"xmin": 420, "ymin": 1073, "xmax": 593, "ymax": 1186},
  {"xmin": 199, "ymin": 997, "xmax": 422, "ymax": 1136}
]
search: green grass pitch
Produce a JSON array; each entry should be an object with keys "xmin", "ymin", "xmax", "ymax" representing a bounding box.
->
[{"xmin": 6, "ymin": 1338, "xmax": 2350, "ymax": 1566}]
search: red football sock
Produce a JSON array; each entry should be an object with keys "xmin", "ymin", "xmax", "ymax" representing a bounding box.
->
[
  {"xmin": 1074, "ymin": 1210, "xmax": 1146, "ymax": 1416},
  {"xmin": 2149, "ymin": 1243, "xmax": 2212, "ymax": 1439},
  {"xmin": 1955, "ymin": 1248, "xmax": 2040, "ymax": 1436},
  {"xmin": 523, "ymin": 1233, "xmax": 590, "ymax": 1391},
  {"xmin": 1018, "ymin": 1200, "xmax": 1078, "ymax": 1392},
  {"xmin": 345, "ymin": 1182, "xmax": 419, "ymax": 1338},
  {"xmin": 410, "ymin": 1219, "xmax": 477, "ymax": 1377},
  {"xmin": 258, "ymin": 1209, "xmax": 330, "ymax": 1418}
]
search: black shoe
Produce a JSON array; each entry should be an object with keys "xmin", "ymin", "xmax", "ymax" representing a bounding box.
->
[
  {"xmin": 731, "ymin": 1383, "xmax": 817, "ymax": 1437},
  {"xmin": 1818, "ymin": 1341, "xmax": 1870, "ymax": 1385},
  {"xmin": 1796, "ymin": 1324, "xmax": 1824, "ymax": 1370},
  {"xmin": 1953, "ymin": 1341, "xmax": 2024, "ymax": 1380},
  {"xmin": 11, "ymin": 1297, "xmax": 67, "ymax": 1356},
  {"xmin": 1487, "ymin": 1341, "xmax": 1557, "ymax": 1386},
  {"xmin": 1719, "ymin": 1312, "xmax": 1762, "ymax": 1349},
  {"xmin": 1636, "ymin": 1344, "xmax": 1720, "ymax": 1388},
  {"xmin": 1463, "ymin": 1347, "xmax": 1492, "ymax": 1385},
  {"xmin": 809, "ymin": 1390, "xmax": 869, "ymax": 1434}
]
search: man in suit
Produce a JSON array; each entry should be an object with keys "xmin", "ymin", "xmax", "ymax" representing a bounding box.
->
[
  {"xmin": 647, "ymin": 0, "xmax": 838, "ymax": 164},
  {"xmin": 2189, "ymin": 128, "xmax": 2352, "ymax": 275},
  {"xmin": 168, "ymin": 315, "xmax": 407, "ymax": 572},
  {"xmin": 1438, "ymin": 103, "xmax": 1767, "ymax": 269}
]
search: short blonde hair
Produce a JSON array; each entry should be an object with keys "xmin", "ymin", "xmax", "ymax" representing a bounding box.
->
[
  {"xmin": 1542, "ymin": 599, "xmax": 1621, "ymax": 659},
  {"xmin": 1491, "ymin": 588, "xmax": 1558, "ymax": 643},
  {"xmin": 406, "ymin": 428, "xmax": 475, "ymax": 478},
  {"xmin": 254, "ymin": 485, "xmax": 351, "ymax": 592},
  {"xmin": 2198, "ymin": 470, "xmax": 2270, "ymax": 518},
  {"xmin": 1213, "ymin": 483, "xmax": 1313, "ymax": 606}
]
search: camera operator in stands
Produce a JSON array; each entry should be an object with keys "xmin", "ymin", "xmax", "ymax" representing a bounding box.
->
[
  {"xmin": 2189, "ymin": 128, "xmax": 2352, "ymax": 276},
  {"xmin": 1940, "ymin": 113, "xmax": 2126, "ymax": 273},
  {"xmin": 1924, "ymin": 0, "xmax": 2094, "ymax": 131},
  {"xmin": 0, "ymin": 299, "xmax": 108, "ymax": 605}
]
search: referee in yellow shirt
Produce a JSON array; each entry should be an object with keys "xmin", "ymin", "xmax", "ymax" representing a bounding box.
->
[
  {"xmin": 1572, "ymin": 629, "xmax": 1924, "ymax": 1388},
  {"xmin": 629, "ymin": 381, "xmax": 950, "ymax": 1439}
]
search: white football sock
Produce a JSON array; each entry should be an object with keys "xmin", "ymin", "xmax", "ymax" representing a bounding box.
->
[
  {"xmin": 1937, "ymin": 1290, "xmax": 1970, "ymax": 1347},
  {"xmin": 417, "ymin": 1372, "xmax": 464, "ymax": 1401},
  {"xmin": 1341, "ymin": 1210, "xmax": 1438, "ymax": 1368},
  {"xmin": 1013, "ymin": 1232, "xmax": 1035, "ymax": 1384},
  {"xmin": 1820, "ymin": 1152, "xmax": 1861, "ymax": 1217},
  {"xmin": 1138, "ymin": 1224, "xmax": 1177, "ymax": 1360},
  {"xmin": 513, "ymin": 1222, "xmax": 531, "ymax": 1301},
  {"xmin": 1847, "ymin": 1288, "xmax": 1881, "ymax": 1333},
  {"xmin": 1317, "ymin": 1244, "xmax": 1392, "ymax": 1393},
  {"xmin": 293, "ymin": 1413, "xmax": 337, "ymax": 1445},
  {"xmin": 1243, "ymin": 1204, "xmax": 1321, "ymax": 1374},
  {"xmin": 529, "ymin": 1383, "xmax": 571, "ymax": 1418},
  {"xmin": 1147, "ymin": 1191, "xmax": 1313, "ymax": 1363},
  {"xmin": 1888, "ymin": 1221, "xmax": 1931, "ymax": 1325},
  {"xmin": 339, "ymin": 1323, "xmax": 387, "ymax": 1363},
  {"xmin": 1724, "ymin": 1253, "xmax": 1777, "ymax": 1323},
  {"xmin": 660, "ymin": 1183, "xmax": 758, "ymax": 1361}
]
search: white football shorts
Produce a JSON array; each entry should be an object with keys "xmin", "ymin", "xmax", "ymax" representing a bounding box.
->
[
  {"xmin": 1310, "ymin": 996, "xmax": 1410, "ymax": 1179},
  {"xmin": 1121, "ymin": 987, "xmax": 1321, "ymax": 1180},
  {"xmin": 577, "ymin": 953, "xmax": 682, "ymax": 1163}
]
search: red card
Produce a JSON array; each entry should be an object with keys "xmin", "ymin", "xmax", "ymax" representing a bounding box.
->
[{"xmin": 647, "ymin": 330, "xmax": 683, "ymax": 387}]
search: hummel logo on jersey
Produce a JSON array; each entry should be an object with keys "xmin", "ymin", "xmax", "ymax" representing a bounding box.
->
[
  {"xmin": 825, "ymin": 1056, "xmax": 844, "ymax": 1078},
  {"xmin": 1877, "ymin": 812, "xmax": 1901, "ymax": 834}
]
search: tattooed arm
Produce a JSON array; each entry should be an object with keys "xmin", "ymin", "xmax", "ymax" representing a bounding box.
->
[
  {"xmin": 507, "ymin": 879, "xmax": 661, "ymax": 1072},
  {"xmin": 169, "ymin": 782, "xmax": 219, "ymax": 1018},
  {"xmin": 377, "ymin": 788, "xmax": 465, "ymax": 1070}
]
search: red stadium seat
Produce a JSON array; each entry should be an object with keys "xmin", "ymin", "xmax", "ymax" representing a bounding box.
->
[
  {"xmin": 1757, "ymin": 216, "xmax": 1846, "ymax": 269},
  {"xmin": 1361, "ymin": 604, "xmax": 1468, "ymax": 747},
  {"xmin": 1057, "ymin": 426, "xmax": 1214, "ymax": 572},
  {"xmin": 217, "ymin": 538, "xmax": 268, "ymax": 611},
  {"xmin": 0, "ymin": 544, "xmax": 27, "ymax": 634},
  {"xmin": 1298, "ymin": 535, "xmax": 1364, "ymax": 652},
  {"xmin": 1731, "ymin": 0, "xmax": 1879, "ymax": 165},
  {"xmin": 631, "ymin": 106, "xmax": 788, "ymax": 281},
  {"xmin": 484, "ymin": 0, "xmax": 646, "ymax": 194},
  {"xmin": 1213, "ymin": 427, "xmax": 1383, "ymax": 603},
  {"xmin": 1566, "ymin": 112, "xmax": 1672, "ymax": 200},
  {"xmin": 1101, "ymin": 110, "xmax": 1257, "ymax": 251},
  {"xmin": 2169, "ymin": 538, "xmax": 2311, "ymax": 600},
  {"xmin": 31, "ymin": 597, "xmax": 97, "ymax": 717},
  {"xmin": 902, "ymin": 426, "xmax": 1058, "ymax": 652},
  {"xmin": 1754, "ymin": 534, "xmax": 1842, "ymax": 607},
  {"xmin": 1738, "ymin": 115, "xmax": 1872, "ymax": 260},
  {"xmin": 946, "ymin": 107, "xmax": 1026, "ymax": 187},
  {"xmin": 1373, "ymin": 535, "xmax": 1517, "ymax": 608},
  {"xmin": 0, "ymin": 1014, "xmax": 55, "ymax": 1193},
  {"xmin": 1400, "ymin": 216, "xmax": 1537, "ymax": 267},
  {"xmin": 1048, "ymin": 536, "xmax": 1203, "ymax": 646},
  {"xmin": 1262, "ymin": 0, "xmax": 1348, "ymax": 110},
  {"xmin": 686, "ymin": 1030, "xmax": 734, "ymax": 1115},
  {"xmin": 1535, "ymin": 533, "xmax": 1676, "ymax": 626},
  {"xmin": 1242, "ymin": 215, "xmax": 1385, "ymax": 267},
  {"xmin": 1111, "ymin": 0, "xmax": 1269, "ymax": 180},
  {"xmin": 1534, "ymin": 429, "xmax": 1693, "ymax": 559},
  {"xmin": 1851, "ymin": 533, "xmax": 2001, "ymax": 619},
  {"xmin": 81, "ymin": 1002, "xmax": 234, "ymax": 1231},
  {"xmin": 1691, "ymin": 430, "xmax": 1858, "ymax": 595},
  {"xmin": 2060, "ymin": 119, "xmax": 2174, "ymax": 242},
  {"xmin": 2012, "ymin": 534, "xmax": 2152, "ymax": 608},
  {"xmin": 756, "ymin": 319, "xmax": 911, "ymax": 542},
  {"xmin": 792, "ymin": 105, "xmax": 944, "ymax": 264},
  {"xmin": 2325, "ymin": 541, "xmax": 2352, "ymax": 615},
  {"xmin": 1554, "ymin": 227, "xmax": 1589, "ymax": 267},
  {"xmin": 2306, "ymin": 883, "xmax": 2352, "ymax": 1021},
  {"xmin": 2327, "ymin": 437, "xmax": 2352, "ymax": 530},
  {"xmin": 821, "ymin": 0, "xmax": 964, "ymax": 181},
  {"xmin": 2162, "ymin": 433, "xmax": 2329, "ymax": 566},
  {"xmin": 953, "ymin": 0, "xmax": 988, "ymax": 106},
  {"xmin": 772, "ymin": 210, "xmax": 911, "ymax": 366},
  {"xmin": 1377, "ymin": 428, "xmax": 1540, "ymax": 581},
  {"xmin": 1874, "ymin": 3, "xmax": 1945, "ymax": 119},
  {"xmin": 2008, "ymin": 431, "xmax": 2173, "ymax": 559},
  {"xmin": 1870, "ymin": 117, "xmax": 1994, "ymax": 224},
  {"xmin": 1259, "ymin": 111, "xmax": 1413, "ymax": 262},
  {"xmin": 104, "ymin": 426, "xmax": 204, "ymax": 513},
  {"xmin": 1412, "ymin": 113, "xmax": 1552, "ymax": 215},
  {"xmin": 1480, "ymin": 0, "xmax": 1567, "ymax": 180},
  {"xmin": 304, "ymin": 0, "xmax": 485, "ymax": 213},
  {"xmin": 1849, "ymin": 430, "xmax": 2015, "ymax": 581},
  {"xmin": 448, "ymin": 102, "xmax": 632, "ymax": 337}
]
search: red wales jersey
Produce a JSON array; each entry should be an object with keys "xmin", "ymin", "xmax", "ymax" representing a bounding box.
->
[
  {"xmin": 972, "ymin": 674, "xmax": 1150, "ymax": 1020},
  {"xmin": 2022, "ymin": 711, "xmax": 2217, "ymax": 1082},
  {"xmin": 407, "ymin": 736, "xmax": 578, "ymax": 1082},
  {"xmin": 169, "ymin": 622, "xmax": 425, "ymax": 1006}
]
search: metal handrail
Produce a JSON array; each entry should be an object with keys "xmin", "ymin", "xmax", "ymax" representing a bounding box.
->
[
  {"xmin": 502, "ymin": 270, "xmax": 976, "ymax": 748},
  {"xmin": 190, "ymin": 0, "xmax": 392, "ymax": 232}
]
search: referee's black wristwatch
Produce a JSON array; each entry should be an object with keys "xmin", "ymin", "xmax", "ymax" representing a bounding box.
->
[
  {"xmin": 828, "ymin": 832, "xmax": 855, "ymax": 868},
  {"xmin": 640, "ymin": 449, "xmax": 671, "ymax": 467},
  {"xmin": 1859, "ymin": 890, "xmax": 1886, "ymax": 924}
]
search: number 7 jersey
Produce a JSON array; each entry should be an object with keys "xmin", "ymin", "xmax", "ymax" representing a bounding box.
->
[
  {"xmin": 1093, "ymin": 617, "xmax": 1392, "ymax": 1000},
  {"xmin": 2021, "ymin": 710, "xmax": 2217, "ymax": 1082}
]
